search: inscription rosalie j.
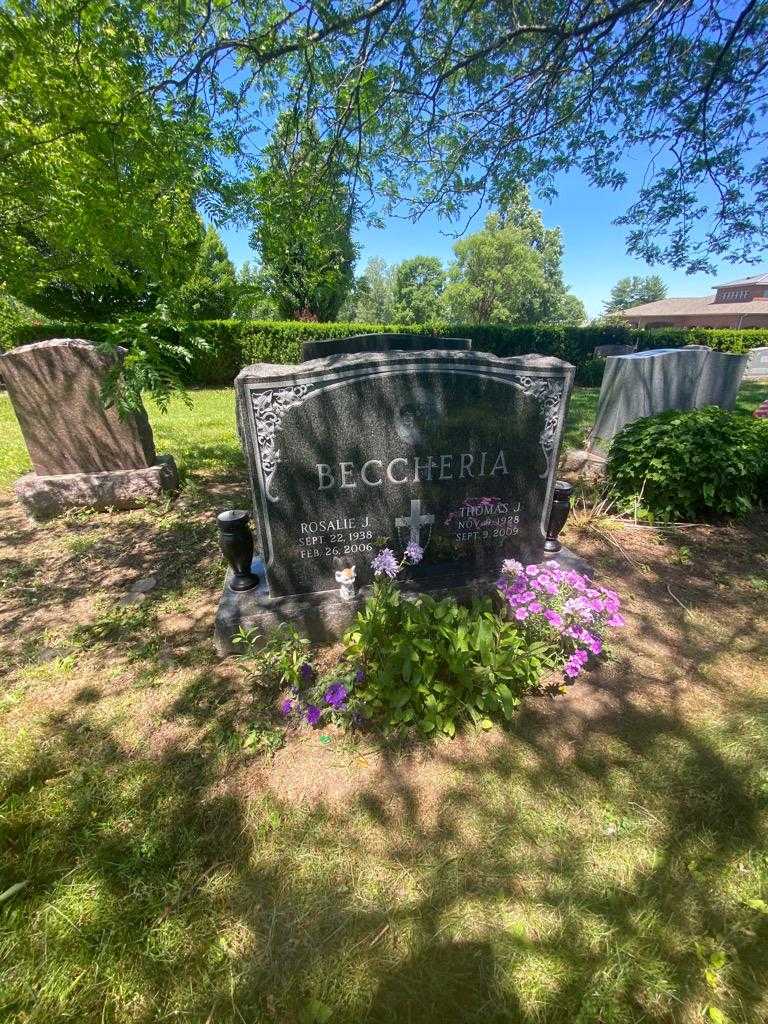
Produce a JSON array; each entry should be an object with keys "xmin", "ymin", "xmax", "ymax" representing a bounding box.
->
[{"xmin": 234, "ymin": 349, "xmax": 575, "ymax": 597}]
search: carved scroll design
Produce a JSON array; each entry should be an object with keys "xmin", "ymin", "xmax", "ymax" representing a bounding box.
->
[
  {"xmin": 251, "ymin": 384, "xmax": 312, "ymax": 501},
  {"xmin": 511, "ymin": 375, "xmax": 566, "ymax": 479}
]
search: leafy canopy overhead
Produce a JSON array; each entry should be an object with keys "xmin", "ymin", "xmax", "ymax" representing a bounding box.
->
[
  {"xmin": 0, "ymin": 1, "xmax": 220, "ymax": 302},
  {"xmin": 4, "ymin": 0, "xmax": 767, "ymax": 288},
  {"xmin": 132, "ymin": 0, "xmax": 767, "ymax": 272}
]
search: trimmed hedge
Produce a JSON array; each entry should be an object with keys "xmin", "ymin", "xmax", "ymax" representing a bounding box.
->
[{"xmin": 5, "ymin": 318, "xmax": 768, "ymax": 386}]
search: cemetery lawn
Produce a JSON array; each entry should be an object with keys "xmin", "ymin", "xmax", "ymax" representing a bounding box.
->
[{"xmin": 1, "ymin": 381, "xmax": 767, "ymax": 1024}]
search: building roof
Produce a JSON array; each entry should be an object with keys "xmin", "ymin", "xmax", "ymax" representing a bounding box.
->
[
  {"xmin": 714, "ymin": 273, "xmax": 768, "ymax": 288},
  {"xmin": 622, "ymin": 295, "xmax": 768, "ymax": 317}
]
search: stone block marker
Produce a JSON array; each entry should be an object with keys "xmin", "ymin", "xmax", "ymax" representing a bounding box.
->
[
  {"xmin": 590, "ymin": 346, "xmax": 747, "ymax": 447},
  {"xmin": 744, "ymin": 346, "xmax": 768, "ymax": 379},
  {"xmin": 1, "ymin": 338, "xmax": 178, "ymax": 518},
  {"xmin": 215, "ymin": 340, "xmax": 577, "ymax": 651}
]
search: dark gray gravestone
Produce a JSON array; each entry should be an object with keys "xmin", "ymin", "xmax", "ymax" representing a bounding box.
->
[
  {"xmin": 235, "ymin": 349, "xmax": 574, "ymax": 599},
  {"xmin": 302, "ymin": 333, "xmax": 471, "ymax": 361},
  {"xmin": 744, "ymin": 346, "xmax": 768, "ymax": 379}
]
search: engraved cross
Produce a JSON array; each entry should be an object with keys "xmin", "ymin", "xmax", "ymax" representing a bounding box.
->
[{"xmin": 396, "ymin": 499, "xmax": 435, "ymax": 547}]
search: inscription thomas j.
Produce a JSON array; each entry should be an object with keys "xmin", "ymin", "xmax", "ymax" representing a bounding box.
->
[{"xmin": 235, "ymin": 349, "xmax": 574, "ymax": 598}]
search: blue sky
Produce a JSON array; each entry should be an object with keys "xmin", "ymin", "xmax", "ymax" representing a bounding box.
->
[{"xmin": 217, "ymin": 160, "xmax": 764, "ymax": 320}]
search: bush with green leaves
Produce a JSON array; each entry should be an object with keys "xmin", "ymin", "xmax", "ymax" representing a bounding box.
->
[
  {"xmin": 7, "ymin": 320, "xmax": 768, "ymax": 386},
  {"xmin": 607, "ymin": 407, "xmax": 768, "ymax": 522},
  {"xmin": 342, "ymin": 582, "xmax": 555, "ymax": 736}
]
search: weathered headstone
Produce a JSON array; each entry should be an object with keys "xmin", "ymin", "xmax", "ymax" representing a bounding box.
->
[
  {"xmin": 0, "ymin": 338, "xmax": 178, "ymax": 518},
  {"xmin": 216, "ymin": 344, "xmax": 576, "ymax": 649},
  {"xmin": 302, "ymin": 333, "xmax": 471, "ymax": 361},
  {"xmin": 744, "ymin": 346, "xmax": 768, "ymax": 379},
  {"xmin": 590, "ymin": 346, "xmax": 747, "ymax": 446}
]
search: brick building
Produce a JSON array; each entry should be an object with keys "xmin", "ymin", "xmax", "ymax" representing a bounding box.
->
[{"xmin": 622, "ymin": 273, "xmax": 768, "ymax": 328}]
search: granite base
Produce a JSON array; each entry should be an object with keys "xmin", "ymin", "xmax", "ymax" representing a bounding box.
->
[
  {"xmin": 15, "ymin": 454, "xmax": 179, "ymax": 520},
  {"xmin": 214, "ymin": 547, "xmax": 593, "ymax": 655}
]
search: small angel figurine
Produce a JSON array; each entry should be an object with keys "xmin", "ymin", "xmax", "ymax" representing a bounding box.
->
[{"xmin": 335, "ymin": 564, "xmax": 357, "ymax": 601}]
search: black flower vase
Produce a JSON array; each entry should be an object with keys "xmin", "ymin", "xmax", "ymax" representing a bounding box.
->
[
  {"xmin": 544, "ymin": 481, "xmax": 573, "ymax": 554},
  {"xmin": 217, "ymin": 510, "xmax": 259, "ymax": 591}
]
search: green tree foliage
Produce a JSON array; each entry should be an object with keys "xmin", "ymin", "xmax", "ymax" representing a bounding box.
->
[
  {"xmin": 68, "ymin": 0, "xmax": 766, "ymax": 273},
  {"xmin": 604, "ymin": 275, "xmax": 668, "ymax": 313},
  {"xmin": 392, "ymin": 257, "xmax": 446, "ymax": 324},
  {"xmin": 249, "ymin": 115, "xmax": 356, "ymax": 321},
  {"xmin": 441, "ymin": 188, "xmax": 581, "ymax": 325},
  {"xmin": 0, "ymin": 0, "xmax": 214, "ymax": 307},
  {"xmin": 232, "ymin": 263, "xmax": 280, "ymax": 321},
  {"xmin": 339, "ymin": 258, "xmax": 396, "ymax": 323},
  {"xmin": 166, "ymin": 226, "xmax": 238, "ymax": 321}
]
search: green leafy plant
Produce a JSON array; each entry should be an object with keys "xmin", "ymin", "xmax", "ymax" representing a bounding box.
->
[
  {"xmin": 607, "ymin": 408, "xmax": 768, "ymax": 522},
  {"xmin": 96, "ymin": 312, "xmax": 210, "ymax": 417},
  {"xmin": 343, "ymin": 578, "xmax": 554, "ymax": 737},
  {"xmin": 234, "ymin": 623, "xmax": 312, "ymax": 687}
]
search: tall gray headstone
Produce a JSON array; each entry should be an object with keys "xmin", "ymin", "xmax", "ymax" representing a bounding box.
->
[
  {"xmin": 216, "ymin": 343, "xmax": 577, "ymax": 648},
  {"xmin": 744, "ymin": 346, "xmax": 768, "ymax": 379},
  {"xmin": 591, "ymin": 346, "xmax": 747, "ymax": 446},
  {"xmin": 0, "ymin": 338, "xmax": 178, "ymax": 518}
]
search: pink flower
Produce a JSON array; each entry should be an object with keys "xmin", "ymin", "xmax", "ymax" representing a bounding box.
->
[
  {"xmin": 544, "ymin": 609, "xmax": 564, "ymax": 629},
  {"xmin": 514, "ymin": 607, "xmax": 530, "ymax": 621},
  {"xmin": 525, "ymin": 564, "xmax": 540, "ymax": 577},
  {"xmin": 607, "ymin": 613, "xmax": 626, "ymax": 627},
  {"xmin": 529, "ymin": 601, "xmax": 543, "ymax": 614},
  {"xmin": 502, "ymin": 558, "xmax": 523, "ymax": 577}
]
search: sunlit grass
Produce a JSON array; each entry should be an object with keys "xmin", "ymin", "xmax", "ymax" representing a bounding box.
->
[{"xmin": 2, "ymin": 379, "xmax": 765, "ymax": 489}]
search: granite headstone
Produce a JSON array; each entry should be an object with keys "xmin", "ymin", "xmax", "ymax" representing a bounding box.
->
[
  {"xmin": 235, "ymin": 347, "xmax": 574, "ymax": 599},
  {"xmin": 744, "ymin": 346, "xmax": 768, "ymax": 379},
  {"xmin": 0, "ymin": 338, "xmax": 178, "ymax": 517},
  {"xmin": 591, "ymin": 346, "xmax": 747, "ymax": 446}
]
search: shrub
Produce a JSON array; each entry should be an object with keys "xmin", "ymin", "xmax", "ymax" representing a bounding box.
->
[
  {"xmin": 606, "ymin": 407, "xmax": 768, "ymax": 522},
  {"xmin": 5, "ymin": 318, "xmax": 768, "ymax": 385},
  {"xmin": 0, "ymin": 291, "xmax": 46, "ymax": 351},
  {"xmin": 575, "ymin": 356, "xmax": 606, "ymax": 387}
]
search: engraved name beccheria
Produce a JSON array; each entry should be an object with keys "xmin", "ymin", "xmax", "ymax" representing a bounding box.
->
[{"xmin": 316, "ymin": 450, "xmax": 510, "ymax": 490}]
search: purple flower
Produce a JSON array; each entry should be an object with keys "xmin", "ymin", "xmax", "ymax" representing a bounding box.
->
[
  {"xmin": 525, "ymin": 564, "xmax": 540, "ymax": 577},
  {"xmin": 299, "ymin": 662, "xmax": 315, "ymax": 683},
  {"xmin": 606, "ymin": 612, "xmax": 626, "ymax": 627},
  {"xmin": 529, "ymin": 601, "xmax": 543, "ymax": 614},
  {"xmin": 355, "ymin": 667, "xmax": 365, "ymax": 684},
  {"xmin": 564, "ymin": 660, "xmax": 583, "ymax": 679},
  {"xmin": 324, "ymin": 682, "xmax": 348, "ymax": 708},
  {"xmin": 514, "ymin": 607, "xmax": 530, "ymax": 621},
  {"xmin": 371, "ymin": 548, "xmax": 400, "ymax": 578},
  {"xmin": 404, "ymin": 541, "xmax": 424, "ymax": 564},
  {"xmin": 305, "ymin": 705, "xmax": 321, "ymax": 726},
  {"xmin": 544, "ymin": 609, "xmax": 564, "ymax": 630},
  {"xmin": 280, "ymin": 698, "xmax": 294, "ymax": 716}
]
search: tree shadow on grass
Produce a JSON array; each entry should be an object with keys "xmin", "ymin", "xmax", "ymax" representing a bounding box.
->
[{"xmin": 2, "ymin": 513, "xmax": 768, "ymax": 1022}]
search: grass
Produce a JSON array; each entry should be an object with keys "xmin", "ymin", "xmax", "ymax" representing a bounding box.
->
[{"xmin": 1, "ymin": 378, "xmax": 768, "ymax": 1022}]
